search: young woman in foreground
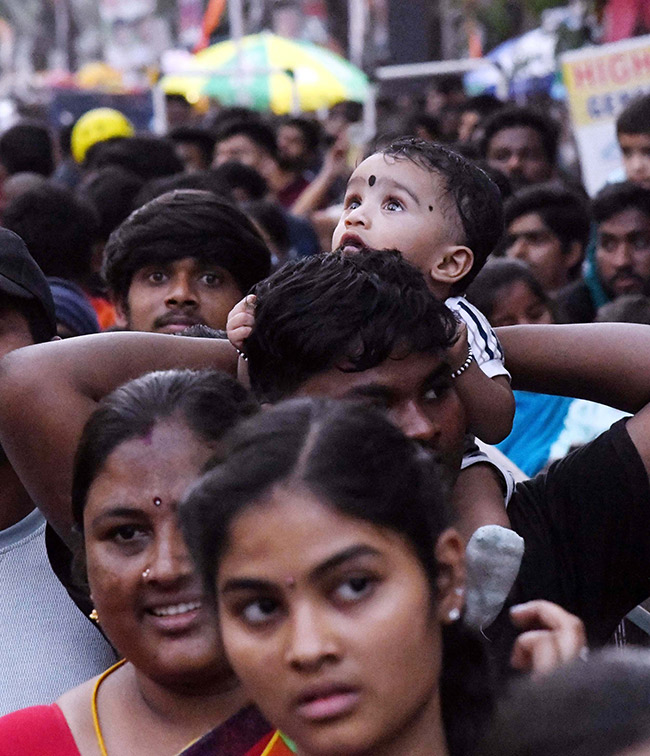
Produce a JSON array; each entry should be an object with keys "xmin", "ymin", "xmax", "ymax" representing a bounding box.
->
[
  {"xmin": 182, "ymin": 398, "xmax": 588, "ymax": 756},
  {"xmin": 182, "ymin": 398, "xmax": 493, "ymax": 756}
]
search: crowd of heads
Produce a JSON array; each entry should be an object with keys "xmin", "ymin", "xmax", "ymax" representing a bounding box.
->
[{"xmin": 2, "ymin": 81, "xmax": 650, "ymax": 756}]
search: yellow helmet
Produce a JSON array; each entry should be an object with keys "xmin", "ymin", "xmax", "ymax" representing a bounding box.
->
[{"xmin": 70, "ymin": 108, "xmax": 135, "ymax": 163}]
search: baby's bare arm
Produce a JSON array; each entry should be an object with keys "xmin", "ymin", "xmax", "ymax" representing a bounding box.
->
[{"xmin": 449, "ymin": 323, "xmax": 515, "ymax": 444}]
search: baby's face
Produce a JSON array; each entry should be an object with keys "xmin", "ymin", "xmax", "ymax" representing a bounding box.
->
[{"xmin": 332, "ymin": 153, "xmax": 457, "ymax": 277}]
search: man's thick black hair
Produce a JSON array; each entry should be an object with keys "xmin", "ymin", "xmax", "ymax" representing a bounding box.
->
[
  {"xmin": 616, "ymin": 94, "xmax": 650, "ymax": 136},
  {"xmin": 214, "ymin": 120, "xmax": 278, "ymax": 159},
  {"xmin": 479, "ymin": 106, "xmax": 560, "ymax": 165},
  {"xmin": 380, "ymin": 137, "xmax": 505, "ymax": 289},
  {"xmin": 592, "ymin": 181, "xmax": 650, "ymax": 225},
  {"xmin": 85, "ymin": 136, "xmax": 184, "ymax": 180},
  {"xmin": 80, "ymin": 166, "xmax": 145, "ymax": 243},
  {"xmin": 2, "ymin": 183, "xmax": 99, "ymax": 284},
  {"xmin": 0, "ymin": 121, "xmax": 54, "ymax": 176},
  {"xmin": 245, "ymin": 249, "xmax": 459, "ymax": 402},
  {"xmin": 504, "ymin": 183, "xmax": 591, "ymax": 258},
  {"xmin": 210, "ymin": 161, "xmax": 268, "ymax": 200},
  {"xmin": 102, "ymin": 189, "xmax": 271, "ymax": 306}
]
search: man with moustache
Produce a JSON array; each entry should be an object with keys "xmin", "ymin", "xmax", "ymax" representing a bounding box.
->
[
  {"xmin": 103, "ymin": 189, "xmax": 271, "ymax": 334},
  {"xmin": 556, "ymin": 182, "xmax": 650, "ymax": 323}
]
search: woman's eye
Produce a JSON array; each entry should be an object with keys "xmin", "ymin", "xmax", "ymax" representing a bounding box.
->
[
  {"xmin": 111, "ymin": 524, "xmax": 146, "ymax": 543},
  {"xmin": 148, "ymin": 272, "xmax": 166, "ymax": 283},
  {"xmin": 384, "ymin": 198, "xmax": 403, "ymax": 211},
  {"xmin": 241, "ymin": 597, "xmax": 280, "ymax": 625},
  {"xmin": 201, "ymin": 273, "xmax": 222, "ymax": 286},
  {"xmin": 335, "ymin": 575, "xmax": 375, "ymax": 602}
]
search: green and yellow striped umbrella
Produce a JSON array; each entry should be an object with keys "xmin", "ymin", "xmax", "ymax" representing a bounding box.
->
[{"xmin": 162, "ymin": 31, "xmax": 369, "ymax": 114}]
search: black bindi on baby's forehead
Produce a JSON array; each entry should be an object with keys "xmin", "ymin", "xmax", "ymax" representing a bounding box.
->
[
  {"xmin": 429, "ymin": 205, "xmax": 433, "ymax": 212},
  {"xmin": 368, "ymin": 175, "xmax": 376, "ymax": 186}
]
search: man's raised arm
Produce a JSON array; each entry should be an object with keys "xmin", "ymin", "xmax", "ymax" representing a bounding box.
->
[
  {"xmin": 497, "ymin": 323, "xmax": 650, "ymax": 475},
  {"xmin": 0, "ymin": 332, "xmax": 237, "ymax": 543}
]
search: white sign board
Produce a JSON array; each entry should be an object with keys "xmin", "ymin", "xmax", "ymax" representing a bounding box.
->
[{"xmin": 561, "ymin": 35, "xmax": 650, "ymax": 195}]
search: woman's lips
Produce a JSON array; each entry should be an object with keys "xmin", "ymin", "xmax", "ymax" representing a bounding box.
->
[{"xmin": 294, "ymin": 688, "xmax": 360, "ymax": 722}]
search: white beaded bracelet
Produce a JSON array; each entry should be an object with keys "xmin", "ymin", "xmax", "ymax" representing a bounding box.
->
[{"xmin": 450, "ymin": 344, "xmax": 474, "ymax": 379}]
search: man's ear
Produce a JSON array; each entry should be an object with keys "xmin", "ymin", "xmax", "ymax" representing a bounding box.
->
[
  {"xmin": 430, "ymin": 245, "xmax": 474, "ymax": 287},
  {"xmin": 114, "ymin": 298, "xmax": 129, "ymax": 329}
]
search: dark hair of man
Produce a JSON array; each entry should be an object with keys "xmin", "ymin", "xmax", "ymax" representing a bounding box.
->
[
  {"xmin": 102, "ymin": 189, "xmax": 272, "ymax": 306},
  {"xmin": 168, "ymin": 126, "xmax": 217, "ymax": 167},
  {"xmin": 2, "ymin": 183, "xmax": 99, "ymax": 283},
  {"xmin": 79, "ymin": 166, "xmax": 145, "ymax": 242},
  {"xmin": 180, "ymin": 397, "xmax": 493, "ymax": 756},
  {"xmin": 211, "ymin": 161, "xmax": 268, "ymax": 200},
  {"xmin": 245, "ymin": 249, "xmax": 458, "ymax": 403},
  {"xmin": 133, "ymin": 170, "xmax": 232, "ymax": 209},
  {"xmin": 279, "ymin": 116, "xmax": 322, "ymax": 154},
  {"xmin": 406, "ymin": 113, "xmax": 442, "ymax": 142},
  {"xmin": 477, "ymin": 649, "xmax": 650, "ymax": 756},
  {"xmin": 592, "ymin": 181, "xmax": 650, "ymax": 224},
  {"xmin": 214, "ymin": 120, "xmax": 279, "ymax": 160},
  {"xmin": 84, "ymin": 135, "xmax": 184, "ymax": 181},
  {"xmin": 504, "ymin": 182, "xmax": 591, "ymax": 271},
  {"xmin": 465, "ymin": 258, "xmax": 551, "ymax": 324},
  {"xmin": 0, "ymin": 121, "xmax": 55, "ymax": 176},
  {"xmin": 459, "ymin": 94, "xmax": 504, "ymax": 120},
  {"xmin": 616, "ymin": 94, "xmax": 650, "ymax": 136},
  {"xmin": 479, "ymin": 106, "xmax": 560, "ymax": 165},
  {"xmin": 380, "ymin": 137, "xmax": 505, "ymax": 289},
  {"xmin": 71, "ymin": 369, "xmax": 258, "ymax": 532}
]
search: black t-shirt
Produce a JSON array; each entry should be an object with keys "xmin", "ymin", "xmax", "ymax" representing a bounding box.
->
[{"xmin": 487, "ymin": 418, "xmax": 650, "ymax": 660}]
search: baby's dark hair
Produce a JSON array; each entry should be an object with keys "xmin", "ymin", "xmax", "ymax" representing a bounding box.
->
[
  {"xmin": 245, "ymin": 249, "xmax": 459, "ymax": 403},
  {"xmin": 379, "ymin": 137, "xmax": 504, "ymax": 290}
]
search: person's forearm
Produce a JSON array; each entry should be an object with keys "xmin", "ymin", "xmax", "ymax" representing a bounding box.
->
[
  {"xmin": 497, "ymin": 323, "xmax": 650, "ymax": 413},
  {"xmin": 454, "ymin": 365, "xmax": 515, "ymax": 443},
  {"xmin": 290, "ymin": 168, "xmax": 337, "ymax": 217},
  {"xmin": 0, "ymin": 333, "xmax": 237, "ymax": 542}
]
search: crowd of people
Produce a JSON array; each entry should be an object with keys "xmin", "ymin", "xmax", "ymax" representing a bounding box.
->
[{"xmin": 0, "ymin": 79, "xmax": 649, "ymax": 755}]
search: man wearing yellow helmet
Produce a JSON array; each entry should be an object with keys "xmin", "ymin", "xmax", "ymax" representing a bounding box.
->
[{"xmin": 70, "ymin": 107, "xmax": 135, "ymax": 164}]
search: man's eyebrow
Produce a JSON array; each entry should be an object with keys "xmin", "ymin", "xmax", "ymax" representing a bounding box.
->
[{"xmin": 344, "ymin": 383, "xmax": 394, "ymax": 402}]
